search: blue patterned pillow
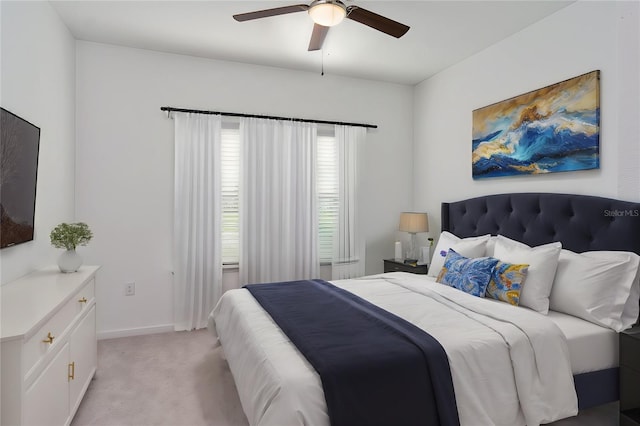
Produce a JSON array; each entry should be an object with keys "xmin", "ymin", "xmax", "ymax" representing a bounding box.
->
[
  {"xmin": 436, "ymin": 249, "xmax": 499, "ymax": 297},
  {"xmin": 486, "ymin": 261, "xmax": 529, "ymax": 306}
]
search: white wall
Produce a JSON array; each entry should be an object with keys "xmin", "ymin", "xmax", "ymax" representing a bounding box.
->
[
  {"xmin": 74, "ymin": 42, "xmax": 414, "ymax": 337},
  {"xmin": 0, "ymin": 1, "xmax": 76, "ymax": 285},
  {"xmin": 413, "ymin": 1, "xmax": 640, "ymax": 235}
]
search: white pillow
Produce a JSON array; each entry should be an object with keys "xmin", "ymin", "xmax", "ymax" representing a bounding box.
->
[
  {"xmin": 485, "ymin": 236, "xmax": 498, "ymax": 257},
  {"xmin": 428, "ymin": 232, "xmax": 491, "ymax": 277},
  {"xmin": 622, "ymin": 266, "xmax": 640, "ymax": 328},
  {"xmin": 550, "ymin": 249, "xmax": 640, "ymax": 331},
  {"xmin": 493, "ymin": 235, "xmax": 562, "ymax": 314}
]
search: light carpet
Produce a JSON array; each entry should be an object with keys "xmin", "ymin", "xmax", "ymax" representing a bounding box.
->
[
  {"xmin": 71, "ymin": 329, "xmax": 248, "ymax": 426},
  {"xmin": 72, "ymin": 329, "xmax": 618, "ymax": 426}
]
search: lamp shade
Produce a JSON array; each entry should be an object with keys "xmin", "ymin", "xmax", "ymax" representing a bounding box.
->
[
  {"xmin": 308, "ymin": 0, "xmax": 346, "ymax": 27},
  {"xmin": 399, "ymin": 212, "xmax": 429, "ymax": 233}
]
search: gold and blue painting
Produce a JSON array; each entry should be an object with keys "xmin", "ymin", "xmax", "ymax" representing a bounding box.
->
[{"xmin": 472, "ymin": 70, "xmax": 600, "ymax": 179}]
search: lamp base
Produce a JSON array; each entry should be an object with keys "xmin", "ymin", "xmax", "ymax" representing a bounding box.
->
[{"xmin": 405, "ymin": 233, "xmax": 419, "ymax": 262}]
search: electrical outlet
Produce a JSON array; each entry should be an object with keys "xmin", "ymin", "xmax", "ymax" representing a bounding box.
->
[{"xmin": 125, "ymin": 282, "xmax": 135, "ymax": 296}]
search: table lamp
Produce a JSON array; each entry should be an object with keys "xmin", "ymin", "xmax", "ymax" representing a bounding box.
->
[{"xmin": 399, "ymin": 212, "xmax": 429, "ymax": 263}]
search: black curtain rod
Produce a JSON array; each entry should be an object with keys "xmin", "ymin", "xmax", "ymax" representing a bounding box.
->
[{"xmin": 160, "ymin": 106, "xmax": 377, "ymax": 129}]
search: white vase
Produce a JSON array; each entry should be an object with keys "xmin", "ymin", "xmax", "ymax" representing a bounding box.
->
[{"xmin": 58, "ymin": 249, "xmax": 82, "ymax": 273}]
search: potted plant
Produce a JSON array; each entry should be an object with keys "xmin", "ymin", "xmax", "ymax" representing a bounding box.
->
[{"xmin": 50, "ymin": 222, "xmax": 93, "ymax": 273}]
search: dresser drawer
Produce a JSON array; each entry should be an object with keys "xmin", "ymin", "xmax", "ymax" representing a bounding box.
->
[
  {"xmin": 23, "ymin": 279, "xmax": 95, "ymax": 379},
  {"xmin": 74, "ymin": 279, "xmax": 95, "ymax": 314}
]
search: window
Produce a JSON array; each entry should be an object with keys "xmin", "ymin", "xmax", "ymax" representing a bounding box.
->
[
  {"xmin": 221, "ymin": 126, "xmax": 240, "ymax": 264},
  {"xmin": 317, "ymin": 134, "xmax": 338, "ymax": 264},
  {"xmin": 220, "ymin": 125, "xmax": 338, "ymax": 265}
]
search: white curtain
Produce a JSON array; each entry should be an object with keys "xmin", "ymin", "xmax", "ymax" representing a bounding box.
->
[
  {"xmin": 332, "ymin": 125, "xmax": 366, "ymax": 279},
  {"xmin": 239, "ymin": 117, "xmax": 319, "ymax": 285},
  {"xmin": 173, "ymin": 112, "xmax": 223, "ymax": 331}
]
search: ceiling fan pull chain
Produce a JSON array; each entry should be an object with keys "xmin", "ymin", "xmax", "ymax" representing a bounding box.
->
[{"xmin": 321, "ymin": 50, "xmax": 324, "ymax": 76}]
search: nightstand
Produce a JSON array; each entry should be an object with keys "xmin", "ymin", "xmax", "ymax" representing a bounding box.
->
[
  {"xmin": 620, "ymin": 325, "xmax": 640, "ymax": 425},
  {"xmin": 383, "ymin": 259, "xmax": 428, "ymax": 275}
]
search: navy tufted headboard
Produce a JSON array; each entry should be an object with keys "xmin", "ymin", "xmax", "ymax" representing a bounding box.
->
[{"xmin": 441, "ymin": 193, "xmax": 640, "ymax": 255}]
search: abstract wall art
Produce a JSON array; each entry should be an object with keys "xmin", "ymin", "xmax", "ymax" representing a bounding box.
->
[{"xmin": 472, "ymin": 70, "xmax": 600, "ymax": 179}]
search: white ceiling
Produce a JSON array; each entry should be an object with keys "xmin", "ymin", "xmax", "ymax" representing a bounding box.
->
[{"xmin": 50, "ymin": 0, "xmax": 573, "ymax": 85}]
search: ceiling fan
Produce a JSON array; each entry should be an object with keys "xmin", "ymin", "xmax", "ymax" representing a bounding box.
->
[{"xmin": 233, "ymin": 0, "xmax": 410, "ymax": 51}]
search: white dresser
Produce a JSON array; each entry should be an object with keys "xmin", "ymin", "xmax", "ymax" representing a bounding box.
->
[{"xmin": 1, "ymin": 266, "xmax": 100, "ymax": 426}]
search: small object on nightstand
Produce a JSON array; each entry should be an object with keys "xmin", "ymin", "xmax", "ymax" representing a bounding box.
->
[
  {"xmin": 620, "ymin": 325, "xmax": 640, "ymax": 426},
  {"xmin": 419, "ymin": 245, "xmax": 431, "ymax": 265},
  {"xmin": 384, "ymin": 259, "xmax": 427, "ymax": 275},
  {"xmin": 394, "ymin": 241, "xmax": 402, "ymax": 261}
]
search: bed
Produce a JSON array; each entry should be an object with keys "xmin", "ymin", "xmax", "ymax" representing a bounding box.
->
[{"xmin": 209, "ymin": 192, "xmax": 640, "ymax": 426}]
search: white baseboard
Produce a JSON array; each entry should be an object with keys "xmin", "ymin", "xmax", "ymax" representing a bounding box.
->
[{"xmin": 98, "ymin": 324, "xmax": 174, "ymax": 340}]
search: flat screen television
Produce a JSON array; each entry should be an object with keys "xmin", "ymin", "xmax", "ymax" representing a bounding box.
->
[{"xmin": 1, "ymin": 107, "xmax": 40, "ymax": 249}]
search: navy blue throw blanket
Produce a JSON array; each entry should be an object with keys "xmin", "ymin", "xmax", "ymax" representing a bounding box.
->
[{"xmin": 244, "ymin": 279, "xmax": 460, "ymax": 426}]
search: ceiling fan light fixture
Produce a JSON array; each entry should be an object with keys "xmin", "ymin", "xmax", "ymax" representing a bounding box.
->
[{"xmin": 308, "ymin": 0, "xmax": 346, "ymax": 27}]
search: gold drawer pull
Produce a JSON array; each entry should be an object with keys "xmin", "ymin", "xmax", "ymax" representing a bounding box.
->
[
  {"xmin": 78, "ymin": 297, "xmax": 88, "ymax": 303},
  {"xmin": 68, "ymin": 362, "xmax": 75, "ymax": 381},
  {"xmin": 42, "ymin": 332, "xmax": 55, "ymax": 344}
]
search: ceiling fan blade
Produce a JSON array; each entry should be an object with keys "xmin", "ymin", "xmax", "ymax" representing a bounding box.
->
[
  {"xmin": 308, "ymin": 24, "xmax": 329, "ymax": 51},
  {"xmin": 233, "ymin": 4, "xmax": 309, "ymax": 22},
  {"xmin": 346, "ymin": 6, "xmax": 410, "ymax": 38}
]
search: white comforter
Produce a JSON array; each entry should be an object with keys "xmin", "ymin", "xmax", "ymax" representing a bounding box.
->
[{"xmin": 209, "ymin": 272, "xmax": 578, "ymax": 426}]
